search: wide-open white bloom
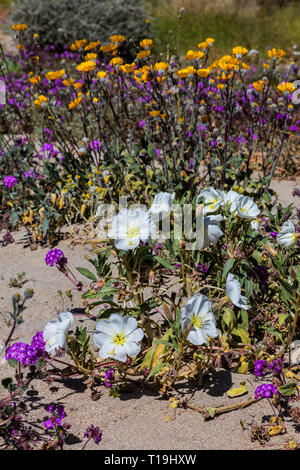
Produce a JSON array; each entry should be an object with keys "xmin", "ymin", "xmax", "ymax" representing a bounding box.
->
[
  {"xmin": 107, "ymin": 208, "xmax": 157, "ymax": 250},
  {"xmin": 149, "ymin": 192, "xmax": 175, "ymax": 220},
  {"xmin": 236, "ymin": 196, "xmax": 260, "ymax": 220},
  {"xmin": 43, "ymin": 311, "xmax": 73, "ymax": 356},
  {"xmin": 197, "ymin": 187, "xmax": 224, "ymax": 214},
  {"xmin": 222, "ymin": 190, "xmax": 243, "ymax": 213},
  {"xmin": 203, "ymin": 214, "xmax": 223, "ymax": 248},
  {"xmin": 93, "ymin": 313, "xmax": 144, "ymax": 362},
  {"xmin": 181, "ymin": 294, "xmax": 218, "ymax": 345},
  {"xmin": 277, "ymin": 220, "xmax": 297, "ymax": 248},
  {"xmin": 226, "ymin": 273, "xmax": 249, "ymax": 310}
]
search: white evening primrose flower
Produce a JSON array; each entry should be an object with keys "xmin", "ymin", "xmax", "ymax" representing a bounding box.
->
[
  {"xmin": 222, "ymin": 189, "xmax": 242, "ymax": 213},
  {"xmin": 251, "ymin": 218, "xmax": 260, "ymax": 230},
  {"xmin": 181, "ymin": 294, "xmax": 218, "ymax": 345},
  {"xmin": 107, "ymin": 208, "xmax": 157, "ymax": 250},
  {"xmin": 197, "ymin": 187, "xmax": 224, "ymax": 214},
  {"xmin": 277, "ymin": 220, "xmax": 297, "ymax": 248},
  {"xmin": 226, "ymin": 273, "xmax": 249, "ymax": 310},
  {"xmin": 149, "ymin": 191, "xmax": 175, "ymax": 221},
  {"xmin": 93, "ymin": 313, "xmax": 144, "ymax": 362},
  {"xmin": 203, "ymin": 214, "xmax": 223, "ymax": 248},
  {"xmin": 236, "ymin": 196, "xmax": 260, "ymax": 220},
  {"xmin": 43, "ymin": 311, "xmax": 73, "ymax": 356}
]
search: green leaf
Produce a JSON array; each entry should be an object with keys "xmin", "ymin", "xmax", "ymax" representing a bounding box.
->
[
  {"xmin": 75, "ymin": 267, "xmax": 97, "ymax": 282},
  {"xmin": 154, "ymin": 256, "xmax": 173, "ymax": 271},
  {"xmin": 222, "ymin": 258, "xmax": 235, "ymax": 279},
  {"xmin": 146, "ymin": 363, "xmax": 166, "ymax": 380},
  {"xmin": 9, "ymin": 212, "xmax": 19, "ymax": 227},
  {"xmin": 206, "ymin": 407, "xmax": 216, "ymax": 418},
  {"xmin": 231, "ymin": 327, "xmax": 250, "ymax": 345},
  {"xmin": 278, "ymin": 382, "xmax": 297, "ymax": 397}
]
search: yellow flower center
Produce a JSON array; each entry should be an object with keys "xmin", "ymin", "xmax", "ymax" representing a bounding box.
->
[
  {"xmin": 191, "ymin": 314, "xmax": 205, "ymax": 329},
  {"xmin": 127, "ymin": 225, "xmax": 140, "ymax": 240},
  {"xmin": 113, "ymin": 333, "xmax": 126, "ymax": 346}
]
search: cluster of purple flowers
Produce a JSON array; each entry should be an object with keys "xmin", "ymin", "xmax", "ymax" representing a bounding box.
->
[
  {"xmin": 84, "ymin": 424, "xmax": 103, "ymax": 445},
  {"xmin": 254, "ymin": 383, "xmax": 279, "ymax": 399},
  {"xmin": 3, "ymin": 175, "xmax": 18, "ymax": 188},
  {"xmin": 104, "ymin": 368, "xmax": 115, "ymax": 388},
  {"xmin": 251, "ymin": 265, "xmax": 269, "ymax": 288},
  {"xmin": 5, "ymin": 331, "xmax": 46, "ymax": 366},
  {"xmin": 254, "ymin": 358, "xmax": 284, "ymax": 377},
  {"xmin": 45, "ymin": 248, "xmax": 67, "ymax": 267},
  {"xmin": 43, "ymin": 404, "xmax": 66, "ymax": 429},
  {"xmin": 196, "ymin": 263, "xmax": 210, "ymax": 273}
]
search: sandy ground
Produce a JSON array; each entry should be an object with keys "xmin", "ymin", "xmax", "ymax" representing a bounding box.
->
[{"xmin": 0, "ymin": 178, "xmax": 299, "ymax": 450}]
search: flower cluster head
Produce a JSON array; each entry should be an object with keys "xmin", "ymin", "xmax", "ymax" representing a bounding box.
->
[
  {"xmin": 43, "ymin": 403, "xmax": 66, "ymax": 429},
  {"xmin": 45, "ymin": 248, "xmax": 67, "ymax": 267},
  {"xmin": 5, "ymin": 331, "xmax": 46, "ymax": 366},
  {"xmin": 254, "ymin": 359, "xmax": 269, "ymax": 377},
  {"xmin": 84, "ymin": 424, "xmax": 103, "ymax": 445},
  {"xmin": 268, "ymin": 358, "xmax": 284, "ymax": 375},
  {"xmin": 104, "ymin": 368, "xmax": 115, "ymax": 387},
  {"xmin": 3, "ymin": 175, "xmax": 18, "ymax": 189},
  {"xmin": 254, "ymin": 383, "xmax": 278, "ymax": 399}
]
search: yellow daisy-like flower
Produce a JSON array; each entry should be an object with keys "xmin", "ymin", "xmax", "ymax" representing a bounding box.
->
[
  {"xmin": 154, "ymin": 61, "xmax": 169, "ymax": 75},
  {"xmin": 109, "ymin": 34, "xmax": 125, "ymax": 44},
  {"xmin": 84, "ymin": 40, "xmax": 100, "ymax": 51},
  {"xmin": 218, "ymin": 55, "xmax": 239, "ymax": 72},
  {"xmin": 277, "ymin": 81, "xmax": 296, "ymax": 94},
  {"xmin": 120, "ymin": 63, "xmax": 135, "ymax": 73},
  {"xmin": 74, "ymin": 82, "xmax": 83, "ymax": 90},
  {"xmin": 68, "ymin": 92, "xmax": 82, "ymax": 110},
  {"xmin": 100, "ymin": 43, "xmax": 118, "ymax": 54},
  {"xmin": 85, "ymin": 52, "xmax": 98, "ymax": 61},
  {"xmin": 76, "ymin": 60, "xmax": 96, "ymax": 72},
  {"xmin": 197, "ymin": 68, "xmax": 210, "ymax": 78},
  {"xmin": 97, "ymin": 70, "xmax": 107, "ymax": 81},
  {"xmin": 252, "ymin": 80, "xmax": 266, "ymax": 93},
  {"xmin": 110, "ymin": 57, "xmax": 123, "ymax": 67},
  {"xmin": 46, "ymin": 69, "xmax": 65, "ymax": 80},
  {"xmin": 63, "ymin": 78, "xmax": 75, "ymax": 87},
  {"xmin": 136, "ymin": 50, "xmax": 151, "ymax": 59},
  {"xmin": 12, "ymin": 24, "xmax": 28, "ymax": 31},
  {"xmin": 17, "ymin": 44, "xmax": 24, "ymax": 51},
  {"xmin": 29, "ymin": 75, "xmax": 41, "ymax": 85},
  {"xmin": 267, "ymin": 48, "xmax": 286, "ymax": 60},
  {"xmin": 176, "ymin": 66, "xmax": 196, "ymax": 79},
  {"xmin": 232, "ymin": 46, "xmax": 248, "ymax": 58},
  {"xmin": 140, "ymin": 38, "xmax": 154, "ymax": 50},
  {"xmin": 70, "ymin": 39, "xmax": 87, "ymax": 51},
  {"xmin": 34, "ymin": 95, "xmax": 48, "ymax": 108},
  {"xmin": 186, "ymin": 50, "xmax": 205, "ymax": 61},
  {"xmin": 205, "ymin": 37, "xmax": 215, "ymax": 47}
]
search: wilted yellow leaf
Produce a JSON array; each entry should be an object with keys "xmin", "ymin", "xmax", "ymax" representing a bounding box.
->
[
  {"xmin": 227, "ymin": 381, "xmax": 248, "ymax": 398},
  {"xmin": 268, "ymin": 425, "xmax": 284, "ymax": 436}
]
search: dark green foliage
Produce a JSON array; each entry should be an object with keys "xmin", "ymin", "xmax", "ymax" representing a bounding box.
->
[{"xmin": 11, "ymin": 0, "xmax": 148, "ymax": 51}]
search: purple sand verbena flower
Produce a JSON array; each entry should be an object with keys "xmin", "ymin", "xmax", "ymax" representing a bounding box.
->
[
  {"xmin": 84, "ymin": 424, "xmax": 103, "ymax": 445},
  {"xmin": 5, "ymin": 331, "xmax": 46, "ymax": 366},
  {"xmin": 253, "ymin": 359, "xmax": 269, "ymax": 377},
  {"xmin": 3, "ymin": 175, "xmax": 18, "ymax": 188},
  {"xmin": 254, "ymin": 383, "xmax": 278, "ymax": 399},
  {"xmin": 45, "ymin": 248, "xmax": 67, "ymax": 267},
  {"xmin": 268, "ymin": 358, "xmax": 284, "ymax": 375}
]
